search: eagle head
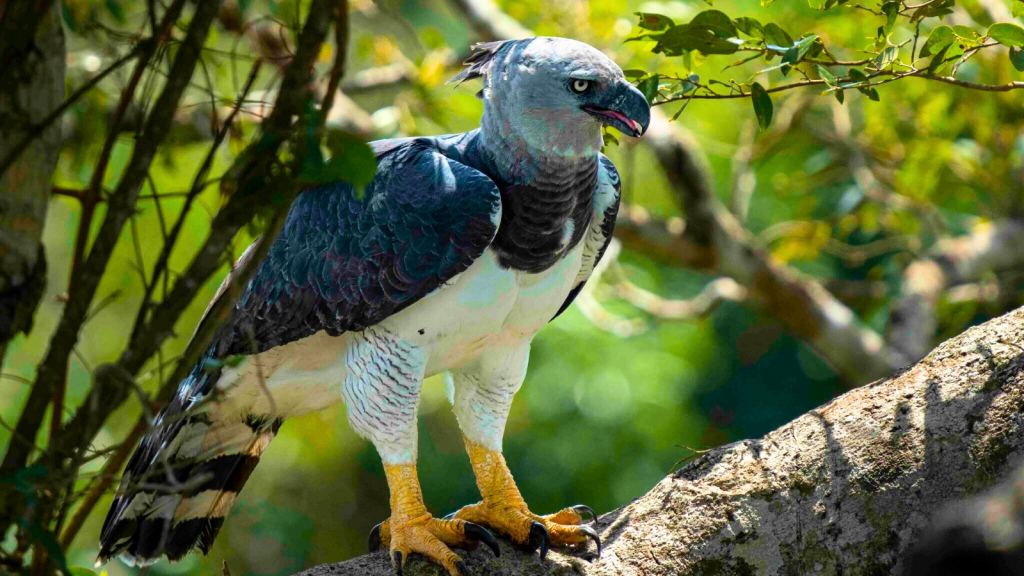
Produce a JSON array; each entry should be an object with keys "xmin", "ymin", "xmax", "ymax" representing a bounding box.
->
[{"xmin": 451, "ymin": 37, "xmax": 651, "ymax": 157}]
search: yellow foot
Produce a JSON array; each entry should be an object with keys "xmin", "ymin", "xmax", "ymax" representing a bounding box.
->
[
  {"xmin": 368, "ymin": 515, "xmax": 500, "ymax": 576},
  {"xmin": 448, "ymin": 501, "xmax": 600, "ymax": 559}
]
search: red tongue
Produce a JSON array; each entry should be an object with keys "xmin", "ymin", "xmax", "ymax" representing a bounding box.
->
[{"xmin": 595, "ymin": 108, "xmax": 639, "ymax": 133}]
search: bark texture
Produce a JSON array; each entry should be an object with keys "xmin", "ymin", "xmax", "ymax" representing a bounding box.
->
[
  {"xmin": 0, "ymin": 0, "xmax": 65, "ymax": 347},
  {"xmin": 296, "ymin": 305, "xmax": 1024, "ymax": 576}
]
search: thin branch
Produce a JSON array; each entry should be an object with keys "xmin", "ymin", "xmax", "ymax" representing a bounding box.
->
[
  {"xmin": 655, "ymin": 67, "xmax": 1024, "ymax": 104},
  {"xmin": 130, "ymin": 59, "xmax": 262, "ymax": 347},
  {"xmin": 317, "ymin": 0, "xmax": 350, "ymax": 134},
  {"xmin": 58, "ymin": 419, "xmax": 147, "ymax": 550},
  {"xmin": 0, "ymin": 0, "xmax": 220, "ymax": 518},
  {"xmin": 38, "ymin": 0, "xmax": 338, "ymax": 521}
]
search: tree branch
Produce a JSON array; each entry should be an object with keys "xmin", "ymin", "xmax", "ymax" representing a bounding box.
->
[
  {"xmin": 35, "ymin": 0, "xmax": 338, "ymax": 511},
  {"xmin": 887, "ymin": 220, "xmax": 1024, "ymax": 362},
  {"xmin": 0, "ymin": 0, "xmax": 222, "ymax": 521},
  {"xmin": 0, "ymin": 0, "xmax": 64, "ymax": 353},
  {"xmin": 296, "ymin": 304, "xmax": 1024, "ymax": 575},
  {"xmin": 643, "ymin": 111, "xmax": 907, "ymax": 383}
]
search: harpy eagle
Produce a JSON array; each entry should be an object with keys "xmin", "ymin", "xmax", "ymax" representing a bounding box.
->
[{"xmin": 98, "ymin": 37, "xmax": 651, "ymax": 575}]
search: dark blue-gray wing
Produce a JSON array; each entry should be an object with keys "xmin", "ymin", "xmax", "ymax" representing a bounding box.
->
[
  {"xmin": 551, "ymin": 154, "xmax": 621, "ymax": 321},
  {"xmin": 219, "ymin": 138, "xmax": 502, "ymax": 356}
]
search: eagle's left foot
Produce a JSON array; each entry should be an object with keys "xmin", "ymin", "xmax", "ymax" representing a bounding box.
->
[
  {"xmin": 451, "ymin": 439, "xmax": 602, "ymax": 560},
  {"xmin": 372, "ymin": 463, "xmax": 500, "ymax": 576}
]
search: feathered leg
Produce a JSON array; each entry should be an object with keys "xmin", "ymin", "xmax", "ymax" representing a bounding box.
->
[
  {"xmin": 446, "ymin": 344, "xmax": 601, "ymax": 558},
  {"xmin": 347, "ymin": 327, "xmax": 496, "ymax": 575}
]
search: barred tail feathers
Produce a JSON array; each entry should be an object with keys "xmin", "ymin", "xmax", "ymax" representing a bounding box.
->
[{"xmin": 98, "ymin": 409, "xmax": 282, "ymax": 566}]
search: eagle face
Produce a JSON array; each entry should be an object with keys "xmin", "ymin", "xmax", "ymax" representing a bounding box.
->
[{"xmin": 478, "ymin": 38, "xmax": 651, "ymax": 158}]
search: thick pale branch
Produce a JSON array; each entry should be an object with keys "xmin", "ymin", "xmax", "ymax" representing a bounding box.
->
[
  {"xmin": 887, "ymin": 220, "xmax": 1024, "ymax": 362},
  {"xmin": 643, "ymin": 112, "xmax": 906, "ymax": 383},
  {"xmin": 296, "ymin": 305, "xmax": 1024, "ymax": 576}
]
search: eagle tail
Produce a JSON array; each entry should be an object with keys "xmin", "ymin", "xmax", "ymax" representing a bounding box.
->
[{"xmin": 98, "ymin": 390, "xmax": 282, "ymax": 567}]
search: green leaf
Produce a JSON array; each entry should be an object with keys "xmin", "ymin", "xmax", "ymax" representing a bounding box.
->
[
  {"xmin": 926, "ymin": 41, "xmax": 964, "ymax": 73},
  {"xmin": 734, "ymin": 17, "xmax": 765, "ymax": 39},
  {"xmin": 881, "ymin": 2, "xmax": 899, "ymax": 35},
  {"xmin": 875, "ymin": 46, "xmax": 898, "ymax": 69},
  {"xmin": 808, "ymin": 0, "xmax": 828, "ymax": 10},
  {"xmin": 919, "ymin": 25, "xmax": 955, "ymax": 57},
  {"xmin": 636, "ymin": 12, "xmax": 675, "ymax": 31},
  {"xmin": 105, "ymin": 0, "xmax": 126, "ymax": 24},
  {"xmin": 988, "ymin": 22, "xmax": 1024, "ymax": 48},
  {"xmin": 638, "ymin": 74, "xmax": 661, "ymax": 103},
  {"xmin": 659, "ymin": 24, "xmax": 740, "ymax": 55},
  {"xmin": 622, "ymin": 69, "xmax": 649, "ymax": 79},
  {"xmin": 843, "ymin": 69, "xmax": 880, "ymax": 100},
  {"xmin": 927, "ymin": 44, "xmax": 952, "ymax": 73},
  {"xmin": 764, "ymin": 22, "xmax": 794, "ymax": 47},
  {"xmin": 320, "ymin": 131, "xmax": 378, "ymax": 192},
  {"xmin": 846, "ymin": 68, "xmax": 869, "ymax": 86},
  {"xmin": 624, "ymin": 33, "xmax": 659, "ymax": 43},
  {"xmin": 1011, "ymin": 46, "xmax": 1024, "ymax": 71},
  {"xmin": 666, "ymin": 74, "xmax": 700, "ymax": 97},
  {"xmin": 690, "ymin": 9, "xmax": 738, "ymax": 38},
  {"xmin": 952, "ymin": 25, "xmax": 981, "ymax": 44},
  {"xmin": 603, "ymin": 130, "xmax": 619, "ymax": 147},
  {"xmin": 22, "ymin": 521, "xmax": 70, "ymax": 575},
  {"xmin": 834, "ymin": 89, "xmax": 845, "ymax": 104},
  {"xmin": 1014, "ymin": 1, "xmax": 1024, "ymax": 18},
  {"xmin": 783, "ymin": 35, "xmax": 819, "ymax": 67},
  {"xmin": 911, "ymin": 0, "xmax": 955, "ymax": 20},
  {"xmin": 671, "ymin": 99, "xmax": 692, "ymax": 121},
  {"xmin": 69, "ymin": 568, "xmax": 101, "ymax": 576},
  {"xmin": 750, "ymin": 82, "xmax": 773, "ymax": 130},
  {"xmin": 816, "ymin": 64, "xmax": 837, "ymax": 85}
]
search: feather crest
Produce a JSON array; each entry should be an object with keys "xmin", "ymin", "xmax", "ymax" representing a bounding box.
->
[{"xmin": 447, "ymin": 40, "xmax": 514, "ymax": 86}]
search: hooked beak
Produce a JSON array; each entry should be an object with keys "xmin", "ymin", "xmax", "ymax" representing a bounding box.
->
[{"xmin": 582, "ymin": 82, "xmax": 651, "ymax": 138}]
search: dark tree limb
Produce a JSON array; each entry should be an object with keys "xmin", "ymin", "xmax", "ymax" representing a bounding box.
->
[
  {"xmin": 295, "ymin": 304, "xmax": 1024, "ymax": 576},
  {"xmin": 0, "ymin": 0, "xmax": 64, "ymax": 354},
  {"xmin": 42, "ymin": 0, "xmax": 337, "ymax": 481},
  {"xmin": 0, "ymin": 0, "xmax": 218, "ymax": 493}
]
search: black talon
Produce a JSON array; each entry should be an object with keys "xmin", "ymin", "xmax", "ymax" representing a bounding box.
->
[
  {"xmin": 578, "ymin": 525, "xmax": 602, "ymax": 559},
  {"xmin": 369, "ymin": 523, "xmax": 383, "ymax": 552},
  {"xmin": 455, "ymin": 560, "xmax": 472, "ymax": 576},
  {"xmin": 572, "ymin": 504, "xmax": 597, "ymax": 524},
  {"xmin": 464, "ymin": 522, "xmax": 500, "ymax": 557},
  {"xmin": 392, "ymin": 550, "xmax": 403, "ymax": 576},
  {"xmin": 529, "ymin": 521, "xmax": 550, "ymax": 560}
]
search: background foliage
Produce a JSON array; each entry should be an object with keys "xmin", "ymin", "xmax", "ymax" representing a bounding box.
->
[{"xmin": 1, "ymin": 0, "xmax": 1022, "ymax": 574}]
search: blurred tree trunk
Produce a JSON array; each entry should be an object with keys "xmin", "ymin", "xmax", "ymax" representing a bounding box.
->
[
  {"xmin": 0, "ymin": 0, "xmax": 65, "ymax": 355},
  {"xmin": 297, "ymin": 305, "xmax": 1024, "ymax": 576}
]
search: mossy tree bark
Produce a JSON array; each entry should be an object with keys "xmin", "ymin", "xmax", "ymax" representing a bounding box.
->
[
  {"xmin": 296, "ymin": 305, "xmax": 1024, "ymax": 576},
  {"xmin": 0, "ymin": 1, "xmax": 65, "ymax": 353}
]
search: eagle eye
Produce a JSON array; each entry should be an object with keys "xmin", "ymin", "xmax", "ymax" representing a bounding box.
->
[{"xmin": 570, "ymin": 79, "xmax": 591, "ymax": 94}]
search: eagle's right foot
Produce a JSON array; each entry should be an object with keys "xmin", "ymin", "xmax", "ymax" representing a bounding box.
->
[{"xmin": 372, "ymin": 463, "xmax": 498, "ymax": 576}]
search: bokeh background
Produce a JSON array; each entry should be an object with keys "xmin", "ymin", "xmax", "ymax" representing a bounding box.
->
[{"xmin": 2, "ymin": 0, "xmax": 1022, "ymax": 574}]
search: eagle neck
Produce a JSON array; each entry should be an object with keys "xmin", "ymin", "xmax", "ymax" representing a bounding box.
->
[{"xmin": 476, "ymin": 121, "xmax": 598, "ymax": 274}]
